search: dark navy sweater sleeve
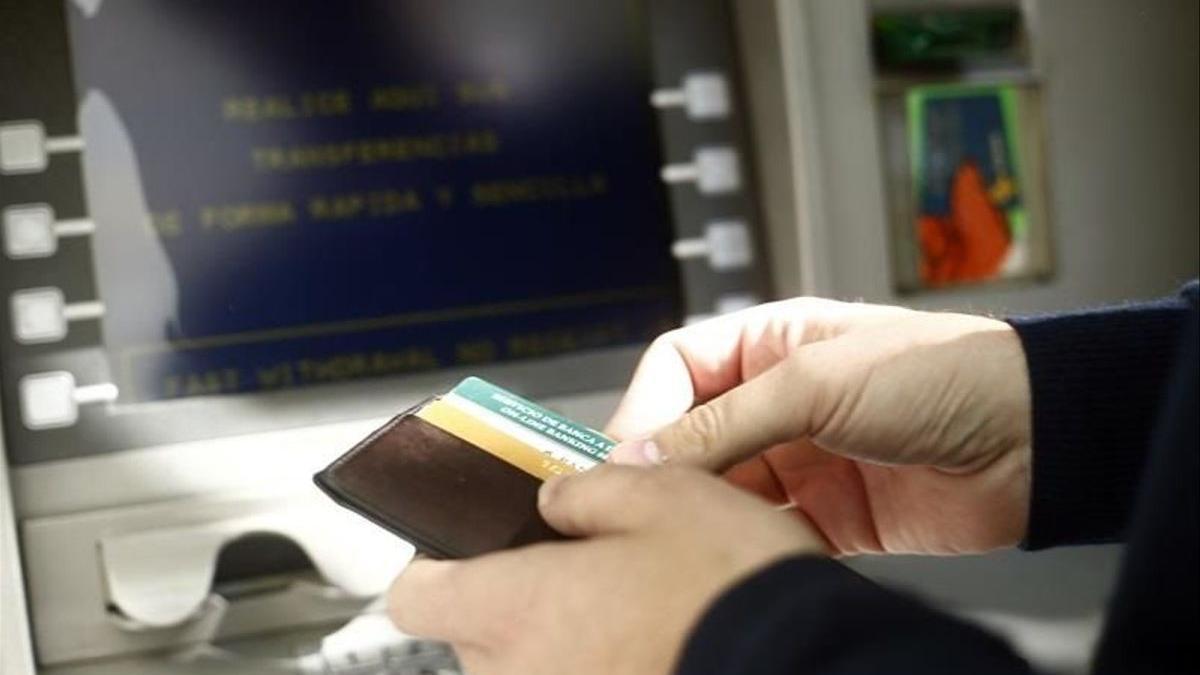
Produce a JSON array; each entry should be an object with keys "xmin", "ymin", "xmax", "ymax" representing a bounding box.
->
[
  {"xmin": 677, "ymin": 557, "xmax": 1032, "ymax": 675},
  {"xmin": 1007, "ymin": 281, "xmax": 1199, "ymax": 549}
]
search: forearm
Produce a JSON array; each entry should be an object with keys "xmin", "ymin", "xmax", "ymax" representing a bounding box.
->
[{"xmin": 1008, "ymin": 281, "xmax": 1199, "ymax": 549}]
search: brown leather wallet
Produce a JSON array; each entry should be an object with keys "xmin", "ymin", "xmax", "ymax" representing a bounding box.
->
[{"xmin": 314, "ymin": 399, "xmax": 563, "ymax": 559}]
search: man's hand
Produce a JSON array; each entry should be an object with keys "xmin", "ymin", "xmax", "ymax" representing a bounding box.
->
[
  {"xmin": 388, "ymin": 465, "xmax": 824, "ymax": 675},
  {"xmin": 606, "ymin": 298, "xmax": 1032, "ymax": 555}
]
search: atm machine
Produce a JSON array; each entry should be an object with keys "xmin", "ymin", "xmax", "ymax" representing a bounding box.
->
[
  {"xmin": 2, "ymin": 1, "xmax": 1196, "ymax": 674},
  {"xmin": 2, "ymin": 1, "xmax": 767, "ymax": 672}
]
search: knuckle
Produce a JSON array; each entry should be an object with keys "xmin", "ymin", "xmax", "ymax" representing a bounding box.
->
[
  {"xmin": 783, "ymin": 296, "xmax": 820, "ymax": 311},
  {"xmin": 673, "ymin": 403, "xmax": 723, "ymax": 459},
  {"xmin": 561, "ymin": 464, "xmax": 641, "ymax": 509},
  {"xmin": 572, "ymin": 463, "xmax": 626, "ymax": 496},
  {"xmin": 630, "ymin": 465, "xmax": 667, "ymax": 492},
  {"xmin": 610, "ymin": 466, "xmax": 666, "ymax": 507},
  {"xmin": 784, "ymin": 296, "xmax": 834, "ymax": 316},
  {"xmin": 645, "ymin": 331, "xmax": 680, "ymax": 358},
  {"xmin": 595, "ymin": 463, "xmax": 655, "ymax": 494},
  {"xmin": 654, "ymin": 466, "xmax": 719, "ymax": 511}
]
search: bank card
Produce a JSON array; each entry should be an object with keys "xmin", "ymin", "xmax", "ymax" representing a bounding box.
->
[
  {"xmin": 421, "ymin": 377, "xmax": 615, "ymax": 478},
  {"xmin": 314, "ymin": 377, "xmax": 615, "ymax": 558}
]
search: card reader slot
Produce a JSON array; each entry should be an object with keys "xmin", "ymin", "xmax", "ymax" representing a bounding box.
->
[{"xmin": 211, "ymin": 531, "xmax": 318, "ymax": 601}]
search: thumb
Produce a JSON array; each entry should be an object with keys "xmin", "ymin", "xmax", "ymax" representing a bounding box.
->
[
  {"xmin": 537, "ymin": 464, "xmax": 669, "ymax": 537},
  {"xmin": 610, "ymin": 353, "xmax": 828, "ymax": 471}
]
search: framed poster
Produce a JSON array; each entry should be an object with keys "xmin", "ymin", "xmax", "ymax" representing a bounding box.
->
[{"xmin": 882, "ymin": 83, "xmax": 1053, "ymax": 292}]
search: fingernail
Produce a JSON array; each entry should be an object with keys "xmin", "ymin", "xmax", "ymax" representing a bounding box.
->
[
  {"xmin": 538, "ymin": 475, "xmax": 563, "ymax": 508},
  {"xmin": 609, "ymin": 438, "xmax": 664, "ymax": 466}
]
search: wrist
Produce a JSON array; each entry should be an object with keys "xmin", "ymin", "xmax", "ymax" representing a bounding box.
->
[{"xmin": 973, "ymin": 320, "xmax": 1034, "ymax": 546}]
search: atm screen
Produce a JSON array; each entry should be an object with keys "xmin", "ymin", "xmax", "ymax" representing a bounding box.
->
[{"xmin": 65, "ymin": 0, "xmax": 681, "ymax": 402}]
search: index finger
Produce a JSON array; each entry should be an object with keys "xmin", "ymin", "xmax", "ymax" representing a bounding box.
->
[
  {"xmin": 604, "ymin": 299, "xmax": 914, "ymax": 442},
  {"xmin": 604, "ymin": 312, "xmax": 749, "ymax": 441}
]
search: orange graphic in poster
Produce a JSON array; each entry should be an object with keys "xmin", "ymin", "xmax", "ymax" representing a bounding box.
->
[{"xmin": 918, "ymin": 162, "xmax": 1011, "ymax": 286}]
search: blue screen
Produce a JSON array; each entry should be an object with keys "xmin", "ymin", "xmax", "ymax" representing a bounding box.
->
[{"xmin": 65, "ymin": 0, "xmax": 681, "ymax": 401}]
